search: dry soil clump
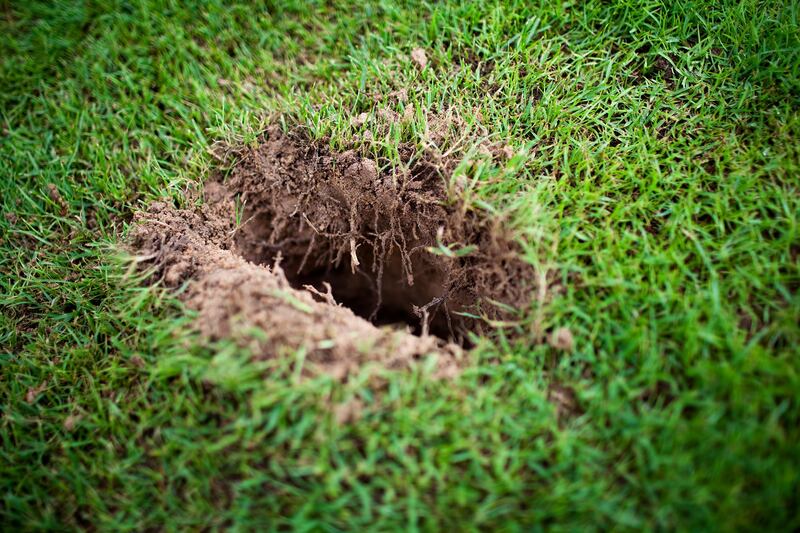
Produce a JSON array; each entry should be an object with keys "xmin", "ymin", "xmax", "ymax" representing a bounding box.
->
[{"xmin": 130, "ymin": 126, "xmax": 531, "ymax": 379}]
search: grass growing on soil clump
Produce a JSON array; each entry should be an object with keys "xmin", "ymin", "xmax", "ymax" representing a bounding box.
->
[{"xmin": 2, "ymin": 0, "xmax": 799, "ymax": 530}]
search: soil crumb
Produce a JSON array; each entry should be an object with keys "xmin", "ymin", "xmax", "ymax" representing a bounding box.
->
[
  {"xmin": 130, "ymin": 126, "xmax": 532, "ymax": 379},
  {"xmin": 411, "ymin": 48, "xmax": 428, "ymax": 70}
]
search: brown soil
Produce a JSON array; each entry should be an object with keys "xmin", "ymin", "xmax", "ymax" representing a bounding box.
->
[{"xmin": 129, "ymin": 126, "xmax": 532, "ymax": 379}]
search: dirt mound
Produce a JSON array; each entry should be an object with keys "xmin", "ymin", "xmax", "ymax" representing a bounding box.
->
[{"xmin": 129, "ymin": 126, "xmax": 532, "ymax": 379}]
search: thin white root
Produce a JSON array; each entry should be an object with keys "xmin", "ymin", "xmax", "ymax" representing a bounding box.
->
[
  {"xmin": 349, "ymin": 237, "xmax": 360, "ymax": 273},
  {"xmin": 304, "ymin": 282, "xmax": 340, "ymax": 307}
]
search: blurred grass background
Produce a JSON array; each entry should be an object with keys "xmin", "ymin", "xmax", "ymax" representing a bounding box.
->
[{"xmin": 1, "ymin": 0, "xmax": 798, "ymax": 529}]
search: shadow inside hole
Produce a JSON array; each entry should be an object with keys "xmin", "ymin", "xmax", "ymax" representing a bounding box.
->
[
  {"xmin": 280, "ymin": 245, "xmax": 459, "ymax": 341},
  {"xmin": 233, "ymin": 213, "xmax": 467, "ymax": 343}
]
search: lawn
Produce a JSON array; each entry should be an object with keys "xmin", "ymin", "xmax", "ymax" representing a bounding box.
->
[{"xmin": 1, "ymin": 0, "xmax": 799, "ymax": 530}]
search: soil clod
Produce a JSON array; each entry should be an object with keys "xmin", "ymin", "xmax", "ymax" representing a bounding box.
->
[{"xmin": 411, "ymin": 48, "xmax": 428, "ymax": 70}]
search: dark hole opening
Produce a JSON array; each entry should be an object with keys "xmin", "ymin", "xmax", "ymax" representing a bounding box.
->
[{"xmin": 234, "ymin": 212, "xmax": 466, "ymax": 344}]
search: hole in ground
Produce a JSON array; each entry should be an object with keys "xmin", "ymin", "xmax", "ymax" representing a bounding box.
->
[
  {"xmin": 235, "ymin": 216, "xmax": 457, "ymax": 340},
  {"xmin": 225, "ymin": 126, "xmax": 531, "ymax": 347}
]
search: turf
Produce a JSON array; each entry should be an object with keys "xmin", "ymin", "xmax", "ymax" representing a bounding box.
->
[{"xmin": 1, "ymin": 0, "xmax": 799, "ymax": 530}]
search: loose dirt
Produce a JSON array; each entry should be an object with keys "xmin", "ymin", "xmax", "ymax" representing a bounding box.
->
[{"xmin": 130, "ymin": 126, "xmax": 532, "ymax": 379}]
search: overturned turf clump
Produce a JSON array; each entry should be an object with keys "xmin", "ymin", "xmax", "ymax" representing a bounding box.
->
[{"xmin": 130, "ymin": 126, "xmax": 531, "ymax": 379}]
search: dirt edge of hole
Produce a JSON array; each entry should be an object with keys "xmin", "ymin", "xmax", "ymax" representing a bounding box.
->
[{"xmin": 129, "ymin": 125, "xmax": 535, "ymax": 380}]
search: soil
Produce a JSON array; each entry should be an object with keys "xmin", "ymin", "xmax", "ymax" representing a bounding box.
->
[{"xmin": 129, "ymin": 126, "xmax": 532, "ymax": 379}]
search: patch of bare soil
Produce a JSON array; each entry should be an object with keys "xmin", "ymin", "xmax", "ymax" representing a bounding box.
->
[{"xmin": 129, "ymin": 126, "xmax": 532, "ymax": 379}]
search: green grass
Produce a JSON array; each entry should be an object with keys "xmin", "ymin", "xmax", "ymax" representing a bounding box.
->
[{"xmin": 1, "ymin": 0, "xmax": 799, "ymax": 529}]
